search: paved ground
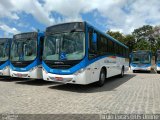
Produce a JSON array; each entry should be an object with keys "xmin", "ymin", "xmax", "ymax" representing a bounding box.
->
[{"xmin": 0, "ymin": 71, "xmax": 160, "ymax": 114}]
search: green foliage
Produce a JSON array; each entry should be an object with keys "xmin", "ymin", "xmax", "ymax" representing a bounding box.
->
[
  {"xmin": 107, "ymin": 30, "xmax": 125, "ymax": 43},
  {"xmin": 106, "ymin": 25, "xmax": 160, "ymax": 54}
]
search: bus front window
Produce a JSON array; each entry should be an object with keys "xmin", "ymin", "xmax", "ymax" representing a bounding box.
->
[
  {"xmin": 132, "ymin": 53, "xmax": 150, "ymax": 64},
  {"xmin": 43, "ymin": 32, "xmax": 85, "ymax": 61},
  {"xmin": 132, "ymin": 53, "xmax": 140, "ymax": 64},
  {"xmin": 157, "ymin": 54, "xmax": 160, "ymax": 63},
  {"xmin": 141, "ymin": 53, "xmax": 150, "ymax": 63},
  {"xmin": 11, "ymin": 39, "xmax": 37, "ymax": 61},
  {"xmin": 0, "ymin": 41, "xmax": 9, "ymax": 62}
]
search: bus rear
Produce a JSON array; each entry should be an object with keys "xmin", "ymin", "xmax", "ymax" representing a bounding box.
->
[
  {"xmin": 0, "ymin": 38, "xmax": 11, "ymax": 76},
  {"xmin": 155, "ymin": 50, "xmax": 160, "ymax": 73},
  {"xmin": 10, "ymin": 32, "xmax": 44, "ymax": 79},
  {"xmin": 130, "ymin": 50, "xmax": 152, "ymax": 73}
]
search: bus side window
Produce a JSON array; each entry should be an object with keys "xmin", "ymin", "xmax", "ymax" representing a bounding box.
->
[{"xmin": 88, "ymin": 29, "xmax": 97, "ymax": 60}]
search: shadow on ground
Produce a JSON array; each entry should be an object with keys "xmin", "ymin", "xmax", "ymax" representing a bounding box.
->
[
  {"xmin": 48, "ymin": 74, "xmax": 136, "ymax": 93},
  {"xmin": 15, "ymin": 79, "xmax": 55, "ymax": 86},
  {"xmin": 0, "ymin": 77, "xmax": 27, "ymax": 82}
]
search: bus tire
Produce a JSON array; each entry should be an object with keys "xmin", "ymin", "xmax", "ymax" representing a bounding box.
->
[
  {"xmin": 120, "ymin": 67, "xmax": 124, "ymax": 78},
  {"xmin": 97, "ymin": 69, "xmax": 106, "ymax": 87}
]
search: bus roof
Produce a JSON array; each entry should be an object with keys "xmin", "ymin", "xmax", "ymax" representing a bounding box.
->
[
  {"xmin": 46, "ymin": 21, "xmax": 128, "ymax": 49},
  {"xmin": 0, "ymin": 38, "xmax": 12, "ymax": 42},
  {"xmin": 13, "ymin": 32, "xmax": 44, "ymax": 39}
]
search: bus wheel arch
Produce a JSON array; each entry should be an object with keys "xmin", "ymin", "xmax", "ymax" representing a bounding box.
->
[{"xmin": 97, "ymin": 66, "xmax": 107, "ymax": 87}]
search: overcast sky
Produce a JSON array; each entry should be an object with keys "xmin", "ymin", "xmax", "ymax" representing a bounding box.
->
[{"xmin": 0, "ymin": 0, "xmax": 160, "ymax": 37}]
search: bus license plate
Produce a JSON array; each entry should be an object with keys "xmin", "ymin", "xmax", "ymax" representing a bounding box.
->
[{"xmin": 17, "ymin": 73, "xmax": 22, "ymax": 77}]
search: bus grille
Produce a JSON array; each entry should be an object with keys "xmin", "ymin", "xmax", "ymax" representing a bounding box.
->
[{"xmin": 50, "ymin": 65, "xmax": 71, "ymax": 69}]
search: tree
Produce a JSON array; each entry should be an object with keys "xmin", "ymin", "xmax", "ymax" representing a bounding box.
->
[
  {"xmin": 132, "ymin": 25, "xmax": 153, "ymax": 42},
  {"xmin": 152, "ymin": 25, "xmax": 160, "ymax": 51},
  {"xmin": 107, "ymin": 30, "xmax": 125, "ymax": 43},
  {"xmin": 132, "ymin": 25, "xmax": 156, "ymax": 52},
  {"xmin": 124, "ymin": 34, "xmax": 135, "ymax": 52},
  {"xmin": 134, "ymin": 39, "xmax": 150, "ymax": 51}
]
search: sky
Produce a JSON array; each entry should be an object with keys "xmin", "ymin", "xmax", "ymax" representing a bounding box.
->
[{"xmin": 0, "ymin": 0, "xmax": 160, "ymax": 37}]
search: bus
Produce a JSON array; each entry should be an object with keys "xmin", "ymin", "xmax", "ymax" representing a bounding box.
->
[
  {"xmin": 10, "ymin": 32, "xmax": 44, "ymax": 79},
  {"xmin": 0, "ymin": 38, "xmax": 11, "ymax": 76},
  {"xmin": 155, "ymin": 50, "xmax": 160, "ymax": 73},
  {"xmin": 130, "ymin": 50, "xmax": 152, "ymax": 73},
  {"xmin": 42, "ymin": 22, "xmax": 129, "ymax": 86}
]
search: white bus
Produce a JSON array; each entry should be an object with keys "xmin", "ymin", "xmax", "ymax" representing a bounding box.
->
[
  {"xmin": 0, "ymin": 38, "xmax": 11, "ymax": 76},
  {"xmin": 155, "ymin": 50, "xmax": 160, "ymax": 73},
  {"xmin": 10, "ymin": 32, "xmax": 44, "ymax": 79},
  {"xmin": 42, "ymin": 22, "xmax": 129, "ymax": 86}
]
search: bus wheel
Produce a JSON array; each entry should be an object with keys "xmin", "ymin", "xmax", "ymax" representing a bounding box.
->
[
  {"xmin": 97, "ymin": 69, "xmax": 106, "ymax": 87},
  {"xmin": 120, "ymin": 67, "xmax": 124, "ymax": 78}
]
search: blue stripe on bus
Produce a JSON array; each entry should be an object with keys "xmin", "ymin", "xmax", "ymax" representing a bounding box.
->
[
  {"xmin": 0, "ymin": 60, "xmax": 9, "ymax": 70},
  {"xmin": 156, "ymin": 63, "xmax": 160, "ymax": 67},
  {"xmin": 43, "ymin": 54, "xmax": 125, "ymax": 75},
  {"xmin": 10, "ymin": 58, "xmax": 41, "ymax": 72},
  {"xmin": 130, "ymin": 63, "xmax": 151, "ymax": 68}
]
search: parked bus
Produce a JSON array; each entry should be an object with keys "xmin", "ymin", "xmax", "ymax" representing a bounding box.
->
[
  {"xmin": 130, "ymin": 50, "xmax": 152, "ymax": 73},
  {"xmin": 10, "ymin": 32, "xmax": 44, "ymax": 79},
  {"xmin": 155, "ymin": 50, "xmax": 160, "ymax": 73},
  {"xmin": 42, "ymin": 22, "xmax": 129, "ymax": 86},
  {"xmin": 0, "ymin": 38, "xmax": 11, "ymax": 76}
]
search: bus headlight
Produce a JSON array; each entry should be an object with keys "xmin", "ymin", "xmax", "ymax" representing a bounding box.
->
[
  {"xmin": 74, "ymin": 68, "xmax": 86, "ymax": 75},
  {"xmin": 3, "ymin": 66, "xmax": 9, "ymax": 70},
  {"xmin": 157, "ymin": 66, "xmax": 160, "ymax": 70},
  {"xmin": 42, "ymin": 68, "xmax": 48, "ymax": 74},
  {"xmin": 147, "ymin": 67, "xmax": 151, "ymax": 70},
  {"xmin": 29, "ymin": 66, "xmax": 37, "ymax": 72}
]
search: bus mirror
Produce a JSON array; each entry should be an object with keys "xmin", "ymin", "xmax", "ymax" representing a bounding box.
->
[{"xmin": 92, "ymin": 33, "xmax": 97, "ymax": 43}]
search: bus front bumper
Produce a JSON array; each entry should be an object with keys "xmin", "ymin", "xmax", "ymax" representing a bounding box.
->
[
  {"xmin": 42, "ymin": 69, "xmax": 89, "ymax": 85},
  {"xmin": 10, "ymin": 66, "xmax": 42, "ymax": 79},
  {"xmin": 131, "ymin": 66, "xmax": 151, "ymax": 71},
  {"xmin": 156, "ymin": 66, "xmax": 160, "ymax": 71}
]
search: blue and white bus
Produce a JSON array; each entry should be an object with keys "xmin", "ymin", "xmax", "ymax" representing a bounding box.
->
[
  {"xmin": 155, "ymin": 50, "xmax": 160, "ymax": 73},
  {"xmin": 42, "ymin": 22, "xmax": 129, "ymax": 86},
  {"xmin": 0, "ymin": 38, "xmax": 11, "ymax": 76},
  {"xmin": 130, "ymin": 50, "xmax": 152, "ymax": 73},
  {"xmin": 10, "ymin": 32, "xmax": 44, "ymax": 79}
]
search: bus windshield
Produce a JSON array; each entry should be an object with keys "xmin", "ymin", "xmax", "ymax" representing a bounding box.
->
[
  {"xmin": 43, "ymin": 32, "xmax": 85, "ymax": 61},
  {"xmin": 132, "ymin": 52, "xmax": 150, "ymax": 64},
  {"xmin": 157, "ymin": 54, "xmax": 160, "ymax": 63},
  {"xmin": 0, "ymin": 40, "xmax": 9, "ymax": 62},
  {"xmin": 10, "ymin": 38, "xmax": 37, "ymax": 61}
]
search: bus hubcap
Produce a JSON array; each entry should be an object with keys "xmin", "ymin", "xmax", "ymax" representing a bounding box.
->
[{"xmin": 101, "ymin": 72, "xmax": 105, "ymax": 82}]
